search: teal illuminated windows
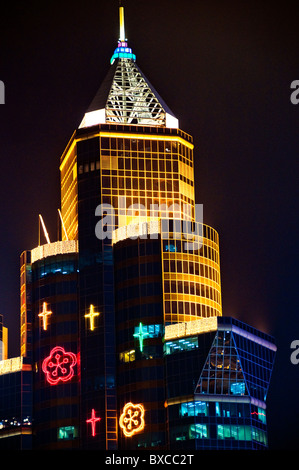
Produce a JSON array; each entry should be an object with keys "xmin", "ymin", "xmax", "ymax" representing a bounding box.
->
[
  {"xmin": 180, "ymin": 401, "xmax": 208, "ymax": 417},
  {"xmin": 133, "ymin": 323, "xmax": 163, "ymax": 352},
  {"xmin": 57, "ymin": 426, "xmax": 78, "ymax": 440},
  {"xmin": 111, "ymin": 45, "xmax": 136, "ymax": 64},
  {"xmin": 230, "ymin": 382, "xmax": 246, "ymax": 395},
  {"xmin": 171, "ymin": 424, "xmax": 208, "ymax": 442},
  {"xmin": 164, "ymin": 336, "xmax": 198, "ymax": 355},
  {"xmin": 190, "ymin": 424, "xmax": 208, "ymax": 440},
  {"xmin": 216, "ymin": 425, "xmax": 267, "ymax": 445}
]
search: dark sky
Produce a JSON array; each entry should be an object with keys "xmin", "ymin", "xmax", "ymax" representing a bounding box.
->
[{"xmin": 0, "ymin": 0, "xmax": 298, "ymax": 450}]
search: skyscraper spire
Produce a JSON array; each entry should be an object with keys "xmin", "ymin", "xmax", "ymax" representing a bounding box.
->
[
  {"xmin": 79, "ymin": 3, "xmax": 179, "ymax": 129},
  {"xmin": 119, "ymin": 0, "xmax": 126, "ymax": 42}
]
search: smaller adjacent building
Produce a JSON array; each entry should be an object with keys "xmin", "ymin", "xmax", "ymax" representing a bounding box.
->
[
  {"xmin": 115, "ymin": 314, "xmax": 276, "ymax": 450},
  {"xmin": 0, "ymin": 356, "xmax": 32, "ymax": 449},
  {"xmin": 31, "ymin": 240, "xmax": 80, "ymax": 449},
  {"xmin": 165, "ymin": 316, "xmax": 276, "ymax": 450},
  {"xmin": 113, "ymin": 229, "xmax": 276, "ymax": 449},
  {"xmin": 20, "ymin": 240, "xmax": 80, "ymax": 449}
]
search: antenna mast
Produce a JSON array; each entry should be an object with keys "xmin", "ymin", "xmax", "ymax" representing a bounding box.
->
[
  {"xmin": 39, "ymin": 214, "xmax": 51, "ymax": 245},
  {"xmin": 119, "ymin": 0, "xmax": 126, "ymax": 42}
]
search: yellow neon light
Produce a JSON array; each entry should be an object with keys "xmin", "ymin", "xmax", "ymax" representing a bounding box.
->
[
  {"xmin": 38, "ymin": 302, "xmax": 52, "ymax": 331},
  {"xmin": 119, "ymin": 402, "xmax": 145, "ymax": 437},
  {"xmin": 59, "ymin": 131, "xmax": 194, "ymax": 172},
  {"xmin": 85, "ymin": 304, "xmax": 100, "ymax": 331}
]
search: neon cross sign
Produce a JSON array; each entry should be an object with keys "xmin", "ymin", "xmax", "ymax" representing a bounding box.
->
[
  {"xmin": 133, "ymin": 322, "xmax": 149, "ymax": 352},
  {"xmin": 86, "ymin": 409, "xmax": 101, "ymax": 437},
  {"xmin": 85, "ymin": 304, "xmax": 100, "ymax": 331},
  {"xmin": 38, "ymin": 302, "xmax": 52, "ymax": 330}
]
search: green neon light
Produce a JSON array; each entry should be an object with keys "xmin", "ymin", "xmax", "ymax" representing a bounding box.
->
[{"xmin": 133, "ymin": 322, "xmax": 150, "ymax": 352}]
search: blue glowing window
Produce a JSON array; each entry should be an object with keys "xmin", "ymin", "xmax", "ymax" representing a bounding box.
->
[
  {"xmin": 165, "ymin": 244, "xmax": 177, "ymax": 252},
  {"xmin": 180, "ymin": 401, "xmax": 208, "ymax": 417},
  {"xmin": 230, "ymin": 382, "xmax": 245, "ymax": 395},
  {"xmin": 134, "ymin": 324, "xmax": 163, "ymax": 338}
]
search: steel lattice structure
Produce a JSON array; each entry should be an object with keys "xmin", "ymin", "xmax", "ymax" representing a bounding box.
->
[{"xmin": 105, "ymin": 59, "xmax": 166, "ymax": 126}]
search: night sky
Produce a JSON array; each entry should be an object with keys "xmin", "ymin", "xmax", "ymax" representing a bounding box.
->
[{"xmin": 0, "ymin": 0, "xmax": 298, "ymax": 450}]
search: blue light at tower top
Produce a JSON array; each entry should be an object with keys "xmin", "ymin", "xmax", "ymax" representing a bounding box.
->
[
  {"xmin": 110, "ymin": 4, "xmax": 136, "ymax": 64},
  {"xmin": 111, "ymin": 41, "xmax": 136, "ymax": 64}
]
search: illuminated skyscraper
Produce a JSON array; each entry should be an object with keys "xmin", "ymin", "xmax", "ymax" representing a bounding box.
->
[{"xmin": 0, "ymin": 4, "xmax": 276, "ymax": 451}]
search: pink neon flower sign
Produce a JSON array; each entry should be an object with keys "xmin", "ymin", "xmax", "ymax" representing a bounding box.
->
[{"xmin": 42, "ymin": 346, "xmax": 77, "ymax": 385}]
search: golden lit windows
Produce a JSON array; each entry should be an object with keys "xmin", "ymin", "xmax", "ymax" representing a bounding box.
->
[{"xmin": 119, "ymin": 350, "xmax": 135, "ymax": 363}]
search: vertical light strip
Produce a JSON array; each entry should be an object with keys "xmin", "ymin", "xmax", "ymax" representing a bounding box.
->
[
  {"xmin": 58, "ymin": 209, "xmax": 69, "ymax": 241},
  {"xmin": 39, "ymin": 214, "xmax": 51, "ymax": 244},
  {"xmin": 119, "ymin": 6, "xmax": 125, "ymax": 41}
]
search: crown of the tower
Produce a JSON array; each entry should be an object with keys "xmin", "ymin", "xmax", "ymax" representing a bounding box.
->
[{"xmin": 79, "ymin": 5, "xmax": 179, "ymax": 129}]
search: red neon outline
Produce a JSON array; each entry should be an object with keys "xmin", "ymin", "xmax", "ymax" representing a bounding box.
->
[
  {"xmin": 86, "ymin": 409, "xmax": 101, "ymax": 437},
  {"xmin": 42, "ymin": 346, "xmax": 77, "ymax": 385}
]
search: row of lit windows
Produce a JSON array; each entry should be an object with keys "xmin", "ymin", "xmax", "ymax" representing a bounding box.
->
[
  {"xmin": 78, "ymin": 155, "xmax": 193, "ymax": 177},
  {"xmin": 101, "ymin": 175, "xmax": 180, "ymax": 191},
  {"xmin": 32, "ymin": 259, "xmax": 78, "ymax": 281},
  {"xmin": 164, "ymin": 281, "xmax": 221, "ymax": 305},
  {"xmin": 164, "ymin": 302, "xmax": 220, "ymax": 321},
  {"xmin": 162, "ymin": 237, "xmax": 219, "ymax": 254},
  {"xmin": 163, "ymin": 261, "xmax": 220, "ymax": 286},
  {"xmin": 164, "ymin": 337, "xmax": 198, "ymax": 355},
  {"xmin": 100, "ymin": 197, "xmax": 194, "ymax": 218},
  {"xmin": 99, "ymin": 137, "xmax": 192, "ymax": 160},
  {"xmin": 163, "ymin": 241, "xmax": 219, "ymax": 262},
  {"xmin": 171, "ymin": 423, "xmax": 267, "ymax": 446}
]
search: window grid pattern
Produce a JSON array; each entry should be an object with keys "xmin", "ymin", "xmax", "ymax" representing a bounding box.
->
[
  {"xmin": 162, "ymin": 226, "xmax": 222, "ymax": 324},
  {"xmin": 196, "ymin": 331, "xmax": 246, "ymax": 396},
  {"xmin": 98, "ymin": 134, "xmax": 194, "ymax": 232},
  {"xmin": 169, "ymin": 400, "xmax": 268, "ymax": 450}
]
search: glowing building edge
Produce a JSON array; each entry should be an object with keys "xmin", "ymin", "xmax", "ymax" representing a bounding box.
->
[
  {"xmin": 164, "ymin": 317, "xmax": 218, "ymax": 341},
  {"xmin": 31, "ymin": 240, "xmax": 78, "ymax": 263},
  {"xmin": 0, "ymin": 356, "xmax": 26, "ymax": 376},
  {"xmin": 112, "ymin": 219, "xmax": 214, "ymax": 245}
]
